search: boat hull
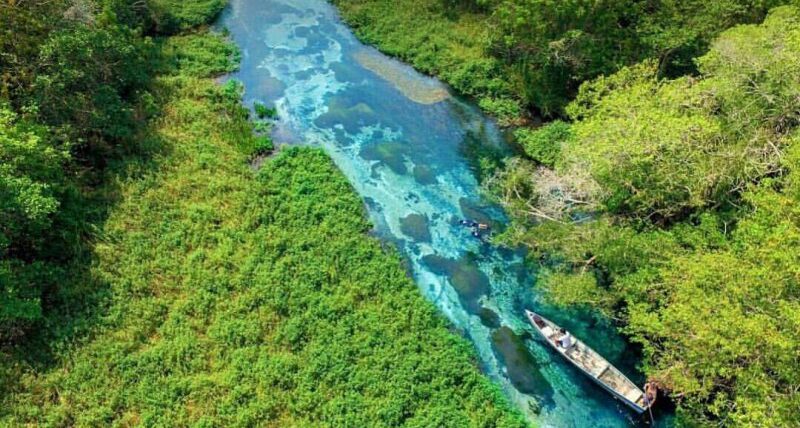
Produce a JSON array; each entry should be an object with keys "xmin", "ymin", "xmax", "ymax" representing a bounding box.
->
[{"xmin": 525, "ymin": 310, "xmax": 649, "ymax": 414}]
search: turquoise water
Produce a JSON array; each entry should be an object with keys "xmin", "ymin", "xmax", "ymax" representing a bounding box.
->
[{"xmin": 219, "ymin": 1, "xmax": 665, "ymax": 426}]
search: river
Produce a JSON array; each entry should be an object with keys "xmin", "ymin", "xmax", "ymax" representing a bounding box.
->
[{"xmin": 218, "ymin": 1, "xmax": 665, "ymax": 426}]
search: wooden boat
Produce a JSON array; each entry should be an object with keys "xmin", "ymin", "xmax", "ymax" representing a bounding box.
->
[{"xmin": 525, "ymin": 310, "xmax": 653, "ymax": 414}]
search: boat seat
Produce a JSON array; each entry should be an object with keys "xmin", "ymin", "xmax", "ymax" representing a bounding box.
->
[{"xmin": 541, "ymin": 326, "xmax": 555, "ymax": 338}]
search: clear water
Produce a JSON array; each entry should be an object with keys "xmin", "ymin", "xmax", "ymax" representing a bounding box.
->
[{"xmin": 219, "ymin": 1, "xmax": 668, "ymax": 426}]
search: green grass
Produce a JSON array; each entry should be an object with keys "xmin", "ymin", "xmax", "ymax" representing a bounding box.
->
[
  {"xmin": 0, "ymin": 30, "xmax": 526, "ymax": 427},
  {"xmin": 148, "ymin": 0, "xmax": 227, "ymax": 34}
]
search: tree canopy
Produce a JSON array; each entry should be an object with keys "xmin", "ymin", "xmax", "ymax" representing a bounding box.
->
[
  {"xmin": 336, "ymin": 0, "xmax": 795, "ymax": 117},
  {"xmin": 490, "ymin": 6, "xmax": 800, "ymax": 425}
]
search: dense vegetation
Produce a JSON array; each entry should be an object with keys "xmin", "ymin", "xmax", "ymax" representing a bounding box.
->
[
  {"xmin": 1, "ymin": 1, "xmax": 525, "ymax": 425},
  {"xmin": 489, "ymin": 8, "xmax": 800, "ymax": 425},
  {"xmin": 332, "ymin": 0, "xmax": 521, "ymax": 122},
  {"xmin": 2, "ymin": 0, "xmax": 152, "ymax": 341},
  {"xmin": 334, "ymin": 0, "xmax": 800, "ymax": 425},
  {"xmin": 334, "ymin": 0, "xmax": 792, "ymax": 118}
]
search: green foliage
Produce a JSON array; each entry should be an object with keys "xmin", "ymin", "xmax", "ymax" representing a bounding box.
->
[
  {"xmin": 146, "ymin": 0, "xmax": 227, "ymax": 34},
  {"xmin": 568, "ymin": 70, "xmax": 726, "ymax": 218},
  {"xmin": 619, "ymin": 141, "xmax": 800, "ymax": 425},
  {"xmin": 334, "ymin": 0, "xmax": 793, "ymax": 117},
  {"xmin": 0, "ymin": 0, "xmax": 65, "ymax": 101},
  {"xmin": 251, "ymin": 102, "xmax": 277, "ymax": 151},
  {"xmin": 0, "ymin": 1, "xmax": 525, "ymax": 425},
  {"xmin": 34, "ymin": 18, "xmax": 151, "ymax": 156},
  {"xmin": 0, "ymin": 0, "xmax": 233, "ymax": 344},
  {"xmin": 0, "ymin": 34, "xmax": 525, "ymax": 425},
  {"xmin": 488, "ymin": 0, "xmax": 792, "ymax": 115},
  {"xmin": 0, "ymin": 107, "xmax": 69, "ymax": 336},
  {"xmin": 332, "ymin": 0, "xmax": 521, "ymax": 124},
  {"xmin": 253, "ymin": 120, "xmax": 271, "ymax": 134},
  {"xmin": 253, "ymin": 101, "xmax": 278, "ymax": 119},
  {"xmin": 492, "ymin": 7, "xmax": 800, "ymax": 425},
  {"xmin": 515, "ymin": 8, "xmax": 800, "ymax": 223},
  {"xmin": 253, "ymin": 135, "xmax": 274, "ymax": 155},
  {"xmin": 0, "ymin": 108, "xmax": 66, "ymax": 245},
  {"xmin": 158, "ymin": 32, "xmax": 241, "ymax": 77},
  {"xmin": 555, "ymin": 6, "xmax": 800, "ymax": 280},
  {"xmin": 515, "ymin": 121, "xmax": 571, "ymax": 168},
  {"xmin": 477, "ymin": 96, "xmax": 522, "ymax": 124}
]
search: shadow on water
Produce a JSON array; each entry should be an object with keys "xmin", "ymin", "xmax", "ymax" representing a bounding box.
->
[
  {"xmin": 492, "ymin": 326, "xmax": 555, "ymax": 409},
  {"xmin": 422, "ymin": 253, "xmax": 491, "ymax": 314},
  {"xmin": 400, "ymin": 213, "xmax": 432, "ymax": 243}
]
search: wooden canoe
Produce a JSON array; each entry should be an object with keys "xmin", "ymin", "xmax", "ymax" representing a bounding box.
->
[{"xmin": 525, "ymin": 310, "xmax": 651, "ymax": 414}]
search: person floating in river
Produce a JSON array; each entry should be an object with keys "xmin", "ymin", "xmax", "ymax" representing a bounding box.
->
[
  {"xmin": 459, "ymin": 219, "xmax": 478, "ymax": 228},
  {"xmin": 459, "ymin": 219, "xmax": 491, "ymax": 239}
]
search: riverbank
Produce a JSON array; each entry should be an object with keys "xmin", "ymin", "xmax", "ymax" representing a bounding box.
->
[
  {"xmin": 219, "ymin": 1, "xmax": 657, "ymax": 425},
  {"xmin": 329, "ymin": 1, "xmax": 800, "ymax": 425},
  {"xmin": 331, "ymin": 0, "xmax": 526, "ymax": 124},
  {"xmin": 0, "ymin": 3, "xmax": 526, "ymax": 425}
]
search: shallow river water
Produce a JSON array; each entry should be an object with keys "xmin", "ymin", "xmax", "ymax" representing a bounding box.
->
[{"xmin": 219, "ymin": 1, "xmax": 667, "ymax": 426}]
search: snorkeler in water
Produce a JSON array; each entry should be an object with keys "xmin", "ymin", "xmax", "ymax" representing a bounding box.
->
[
  {"xmin": 459, "ymin": 219, "xmax": 478, "ymax": 228},
  {"xmin": 458, "ymin": 219, "xmax": 491, "ymax": 239}
]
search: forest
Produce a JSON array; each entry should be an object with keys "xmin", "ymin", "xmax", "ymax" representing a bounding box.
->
[
  {"xmin": 0, "ymin": 0, "xmax": 526, "ymax": 425},
  {"xmin": 334, "ymin": 0, "xmax": 800, "ymax": 425}
]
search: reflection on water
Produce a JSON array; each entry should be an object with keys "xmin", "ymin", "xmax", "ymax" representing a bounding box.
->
[{"xmin": 219, "ymin": 0, "xmax": 662, "ymax": 426}]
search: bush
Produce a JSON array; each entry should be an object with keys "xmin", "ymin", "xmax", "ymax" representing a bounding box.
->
[
  {"xmin": 515, "ymin": 121, "xmax": 571, "ymax": 168},
  {"xmin": 147, "ymin": 0, "xmax": 227, "ymax": 34},
  {"xmin": 253, "ymin": 135, "xmax": 274, "ymax": 155},
  {"xmin": 0, "ymin": 106, "xmax": 68, "ymax": 336},
  {"xmin": 477, "ymin": 97, "xmax": 522, "ymax": 124},
  {"xmin": 35, "ymin": 23, "xmax": 151, "ymax": 159},
  {"xmin": 253, "ymin": 101, "xmax": 277, "ymax": 119},
  {"xmin": 253, "ymin": 120, "xmax": 271, "ymax": 134},
  {"xmin": 159, "ymin": 32, "xmax": 240, "ymax": 77}
]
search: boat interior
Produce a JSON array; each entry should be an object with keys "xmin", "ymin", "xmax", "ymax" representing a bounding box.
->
[{"xmin": 530, "ymin": 312, "xmax": 647, "ymax": 409}]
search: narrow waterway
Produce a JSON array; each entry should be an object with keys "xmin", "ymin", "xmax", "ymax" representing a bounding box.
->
[{"xmin": 219, "ymin": 1, "xmax": 663, "ymax": 426}]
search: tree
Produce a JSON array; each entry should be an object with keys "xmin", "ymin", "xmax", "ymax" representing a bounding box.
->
[
  {"xmin": 492, "ymin": 6, "xmax": 800, "ymax": 425},
  {"xmin": 34, "ymin": 19, "xmax": 150, "ymax": 161},
  {"xmin": 485, "ymin": 0, "xmax": 789, "ymax": 115},
  {"xmin": 0, "ymin": 106, "xmax": 68, "ymax": 339}
]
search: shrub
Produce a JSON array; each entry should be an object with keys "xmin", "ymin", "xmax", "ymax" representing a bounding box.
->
[
  {"xmin": 515, "ymin": 121, "xmax": 571, "ymax": 168},
  {"xmin": 253, "ymin": 101, "xmax": 277, "ymax": 120}
]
